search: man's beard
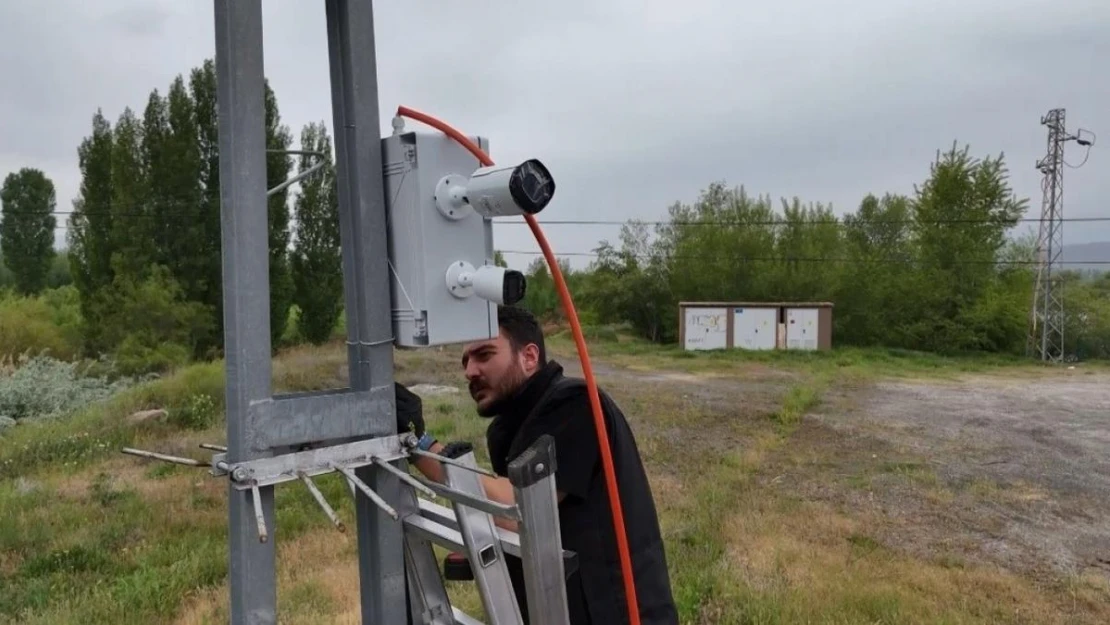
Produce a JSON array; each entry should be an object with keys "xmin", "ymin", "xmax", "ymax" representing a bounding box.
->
[{"xmin": 470, "ymin": 363, "xmax": 527, "ymax": 417}]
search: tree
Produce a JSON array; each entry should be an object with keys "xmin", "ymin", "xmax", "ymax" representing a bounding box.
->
[
  {"xmin": 835, "ymin": 193, "xmax": 917, "ymax": 346},
  {"xmin": 68, "ymin": 109, "xmax": 116, "ymax": 352},
  {"xmin": 291, "ymin": 122, "xmax": 343, "ymax": 345},
  {"xmin": 140, "ymin": 88, "xmax": 171, "ymax": 270},
  {"xmin": 108, "ymin": 107, "xmax": 155, "ymax": 280},
  {"xmin": 189, "ymin": 59, "xmax": 224, "ymax": 356},
  {"xmin": 584, "ymin": 221, "xmax": 674, "ymax": 341},
  {"xmin": 907, "ymin": 142, "xmax": 1028, "ymax": 351},
  {"xmin": 0, "ymin": 168, "xmax": 57, "ymax": 295},
  {"xmin": 161, "ymin": 75, "xmax": 206, "ymax": 312},
  {"xmin": 265, "ymin": 80, "xmax": 295, "ymax": 349}
]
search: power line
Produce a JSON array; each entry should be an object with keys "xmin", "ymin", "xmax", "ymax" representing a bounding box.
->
[
  {"xmin": 4, "ymin": 194, "xmax": 1109, "ymax": 229},
  {"xmin": 17, "ymin": 211, "xmax": 1110, "ymax": 231},
  {"xmin": 496, "ymin": 249, "xmax": 1110, "ymax": 267},
  {"xmin": 493, "ymin": 217, "xmax": 1110, "ymax": 227}
]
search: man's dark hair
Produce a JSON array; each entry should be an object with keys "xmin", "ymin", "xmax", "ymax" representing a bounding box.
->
[{"xmin": 497, "ymin": 305, "xmax": 547, "ymax": 364}]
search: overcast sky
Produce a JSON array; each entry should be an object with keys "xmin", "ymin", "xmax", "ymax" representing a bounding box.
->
[{"xmin": 1, "ymin": 0, "xmax": 1107, "ymax": 271}]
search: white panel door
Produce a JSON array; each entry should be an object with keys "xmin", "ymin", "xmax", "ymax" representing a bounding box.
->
[
  {"xmin": 786, "ymin": 308, "xmax": 819, "ymax": 350},
  {"xmin": 732, "ymin": 307, "xmax": 777, "ymax": 350},
  {"xmin": 684, "ymin": 307, "xmax": 728, "ymax": 350}
]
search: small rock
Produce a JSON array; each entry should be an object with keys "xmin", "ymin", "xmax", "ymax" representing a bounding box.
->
[
  {"xmin": 128, "ymin": 409, "xmax": 168, "ymax": 425},
  {"xmin": 408, "ymin": 384, "xmax": 460, "ymax": 397},
  {"xmin": 0, "ymin": 416, "xmax": 16, "ymax": 431}
]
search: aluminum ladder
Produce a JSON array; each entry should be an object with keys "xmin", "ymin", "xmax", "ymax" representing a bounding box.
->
[{"xmin": 400, "ymin": 434, "xmax": 577, "ymax": 625}]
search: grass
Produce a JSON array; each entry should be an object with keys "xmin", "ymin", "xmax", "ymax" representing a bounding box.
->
[
  {"xmin": 546, "ymin": 326, "xmax": 1105, "ymax": 382},
  {"xmin": 1, "ymin": 334, "xmax": 1108, "ymax": 624}
]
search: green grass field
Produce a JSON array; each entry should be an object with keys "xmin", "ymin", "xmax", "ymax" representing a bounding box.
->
[{"xmin": 2, "ymin": 333, "xmax": 1108, "ymax": 624}]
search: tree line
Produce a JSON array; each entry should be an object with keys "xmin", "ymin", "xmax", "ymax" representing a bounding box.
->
[
  {"xmin": 0, "ymin": 59, "xmax": 345, "ymax": 373},
  {"xmin": 3, "ymin": 63, "xmax": 1109, "ymax": 369},
  {"xmin": 519, "ymin": 145, "xmax": 1110, "ymax": 359}
]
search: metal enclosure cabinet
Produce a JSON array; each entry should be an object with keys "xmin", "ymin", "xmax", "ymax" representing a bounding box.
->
[
  {"xmin": 785, "ymin": 307, "xmax": 820, "ymax": 350},
  {"xmin": 384, "ymin": 130, "xmax": 499, "ymax": 347},
  {"xmin": 682, "ymin": 306, "xmax": 728, "ymax": 350},
  {"xmin": 732, "ymin": 306, "xmax": 777, "ymax": 350}
]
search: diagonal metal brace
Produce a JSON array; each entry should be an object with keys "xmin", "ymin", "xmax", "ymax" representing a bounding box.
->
[
  {"xmin": 299, "ymin": 472, "xmax": 345, "ymax": 532},
  {"xmin": 334, "ymin": 463, "xmax": 399, "ymax": 520}
]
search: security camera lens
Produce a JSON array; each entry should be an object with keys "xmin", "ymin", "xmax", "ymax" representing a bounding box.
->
[
  {"xmin": 508, "ymin": 160, "xmax": 556, "ymax": 214},
  {"xmin": 502, "ymin": 270, "xmax": 527, "ymax": 306}
]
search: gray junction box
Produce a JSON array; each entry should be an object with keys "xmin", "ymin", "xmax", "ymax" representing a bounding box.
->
[{"xmin": 384, "ymin": 130, "xmax": 499, "ymax": 347}]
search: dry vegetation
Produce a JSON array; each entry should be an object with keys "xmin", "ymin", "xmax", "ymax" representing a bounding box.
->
[{"xmin": 2, "ymin": 332, "xmax": 1109, "ymax": 624}]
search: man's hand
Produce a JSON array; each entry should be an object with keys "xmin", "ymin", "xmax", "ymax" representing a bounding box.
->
[{"xmin": 394, "ymin": 382, "xmax": 426, "ymax": 438}]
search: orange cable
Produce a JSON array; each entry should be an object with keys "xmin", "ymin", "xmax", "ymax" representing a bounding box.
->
[{"xmin": 396, "ymin": 105, "xmax": 641, "ymax": 625}]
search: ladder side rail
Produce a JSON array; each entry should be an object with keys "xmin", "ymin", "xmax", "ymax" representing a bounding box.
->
[
  {"xmin": 507, "ymin": 435, "xmax": 571, "ymax": 625},
  {"xmin": 444, "ymin": 450, "xmax": 524, "ymax": 624}
]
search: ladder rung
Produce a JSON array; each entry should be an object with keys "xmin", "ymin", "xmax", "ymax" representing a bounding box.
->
[
  {"xmin": 413, "ymin": 474, "xmax": 522, "ymax": 521},
  {"xmin": 452, "ymin": 606, "xmax": 485, "ymax": 625},
  {"xmin": 419, "ymin": 498, "xmax": 520, "ymax": 556},
  {"xmin": 403, "ymin": 513, "xmax": 468, "ymax": 554},
  {"xmin": 416, "ymin": 498, "xmax": 579, "ymax": 579}
]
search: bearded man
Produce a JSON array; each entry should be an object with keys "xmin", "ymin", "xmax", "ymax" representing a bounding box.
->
[{"xmin": 395, "ymin": 305, "xmax": 678, "ymax": 625}]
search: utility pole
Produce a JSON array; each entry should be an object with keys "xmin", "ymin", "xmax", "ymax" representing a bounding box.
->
[{"xmin": 1027, "ymin": 108, "xmax": 1094, "ymax": 363}]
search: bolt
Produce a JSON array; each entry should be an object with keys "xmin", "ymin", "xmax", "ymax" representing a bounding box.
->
[
  {"xmin": 534, "ymin": 463, "xmax": 545, "ymax": 474},
  {"xmin": 232, "ymin": 467, "xmax": 249, "ymax": 482}
]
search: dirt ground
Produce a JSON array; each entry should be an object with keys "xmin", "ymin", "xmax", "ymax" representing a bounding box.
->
[
  {"xmin": 803, "ymin": 369, "xmax": 1110, "ymax": 582},
  {"xmin": 561, "ymin": 353, "xmax": 1110, "ymax": 587}
]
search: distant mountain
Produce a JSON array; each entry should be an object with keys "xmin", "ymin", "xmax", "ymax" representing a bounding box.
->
[{"xmin": 1061, "ymin": 242, "xmax": 1110, "ymax": 273}]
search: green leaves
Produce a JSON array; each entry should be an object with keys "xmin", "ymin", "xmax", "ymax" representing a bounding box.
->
[
  {"xmin": 0, "ymin": 168, "xmax": 57, "ymax": 296},
  {"xmin": 544, "ymin": 141, "xmax": 1073, "ymax": 357},
  {"xmin": 291, "ymin": 122, "xmax": 343, "ymax": 346}
]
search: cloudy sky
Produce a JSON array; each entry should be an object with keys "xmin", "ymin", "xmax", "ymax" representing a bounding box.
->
[{"xmin": 1, "ymin": 0, "xmax": 1107, "ymax": 271}]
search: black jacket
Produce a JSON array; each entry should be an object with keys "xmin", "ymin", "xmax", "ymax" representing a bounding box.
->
[{"xmin": 486, "ymin": 360, "xmax": 679, "ymax": 625}]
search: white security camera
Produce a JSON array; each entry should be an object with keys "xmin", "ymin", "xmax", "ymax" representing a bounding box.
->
[
  {"xmin": 446, "ymin": 261, "xmax": 526, "ymax": 306},
  {"xmin": 435, "ymin": 159, "xmax": 556, "ymax": 220}
]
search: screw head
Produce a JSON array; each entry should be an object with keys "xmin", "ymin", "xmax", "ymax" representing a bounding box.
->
[{"xmin": 534, "ymin": 463, "xmax": 545, "ymax": 474}]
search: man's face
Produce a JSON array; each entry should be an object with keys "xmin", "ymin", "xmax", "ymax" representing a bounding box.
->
[{"xmin": 461, "ymin": 329, "xmax": 537, "ymax": 416}]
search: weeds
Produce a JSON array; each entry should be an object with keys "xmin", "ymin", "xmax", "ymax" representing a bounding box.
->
[
  {"xmin": 0, "ymin": 354, "xmax": 137, "ymax": 423},
  {"xmin": 2, "ymin": 339, "xmax": 1108, "ymax": 624}
]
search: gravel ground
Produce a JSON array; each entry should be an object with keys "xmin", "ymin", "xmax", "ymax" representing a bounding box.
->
[
  {"xmin": 804, "ymin": 368, "xmax": 1110, "ymax": 581},
  {"xmin": 551, "ymin": 351, "xmax": 1110, "ymax": 583}
]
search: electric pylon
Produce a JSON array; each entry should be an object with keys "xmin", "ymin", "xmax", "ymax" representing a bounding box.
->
[{"xmin": 1027, "ymin": 108, "xmax": 1094, "ymax": 362}]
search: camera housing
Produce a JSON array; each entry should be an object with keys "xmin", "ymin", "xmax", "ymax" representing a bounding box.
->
[
  {"xmin": 466, "ymin": 160, "xmax": 556, "ymax": 218},
  {"xmin": 434, "ymin": 159, "xmax": 556, "ymax": 221},
  {"xmin": 446, "ymin": 262, "xmax": 526, "ymax": 306}
]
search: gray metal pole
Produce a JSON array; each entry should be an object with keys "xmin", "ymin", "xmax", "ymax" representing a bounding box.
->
[
  {"xmin": 324, "ymin": 1, "xmax": 406, "ymax": 622},
  {"xmin": 213, "ymin": 1, "xmax": 277, "ymax": 622}
]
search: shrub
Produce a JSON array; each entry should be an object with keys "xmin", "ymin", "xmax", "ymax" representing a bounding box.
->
[
  {"xmin": 0, "ymin": 354, "xmax": 135, "ymax": 422},
  {"xmin": 0, "ymin": 287, "xmax": 82, "ymax": 361},
  {"xmin": 171, "ymin": 393, "xmax": 219, "ymax": 430}
]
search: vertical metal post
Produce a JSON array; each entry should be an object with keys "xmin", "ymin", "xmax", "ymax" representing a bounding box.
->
[
  {"xmin": 213, "ymin": 1, "xmax": 276, "ymax": 622},
  {"xmin": 508, "ymin": 435, "xmax": 570, "ymax": 625},
  {"xmin": 324, "ymin": 0, "xmax": 405, "ymax": 622}
]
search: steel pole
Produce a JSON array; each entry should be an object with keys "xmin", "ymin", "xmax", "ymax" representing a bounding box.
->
[{"xmin": 213, "ymin": 0, "xmax": 277, "ymax": 622}]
